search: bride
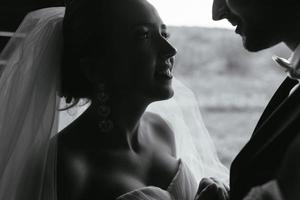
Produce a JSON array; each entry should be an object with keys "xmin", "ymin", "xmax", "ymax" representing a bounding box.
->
[{"xmin": 0, "ymin": 0, "xmax": 228, "ymax": 199}]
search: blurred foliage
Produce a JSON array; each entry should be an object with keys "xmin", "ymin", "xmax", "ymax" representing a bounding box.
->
[
  {"xmin": 169, "ymin": 26, "xmax": 289, "ymax": 85},
  {"xmin": 168, "ymin": 26, "xmax": 290, "ymax": 167}
]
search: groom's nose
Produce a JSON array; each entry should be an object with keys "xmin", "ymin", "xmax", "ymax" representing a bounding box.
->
[{"xmin": 212, "ymin": 0, "xmax": 229, "ymax": 20}]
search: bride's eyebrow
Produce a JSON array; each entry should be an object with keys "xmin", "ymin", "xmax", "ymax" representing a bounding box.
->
[
  {"xmin": 130, "ymin": 23, "xmax": 167, "ymax": 30},
  {"xmin": 161, "ymin": 24, "xmax": 167, "ymax": 30},
  {"xmin": 130, "ymin": 23, "xmax": 155, "ymax": 29}
]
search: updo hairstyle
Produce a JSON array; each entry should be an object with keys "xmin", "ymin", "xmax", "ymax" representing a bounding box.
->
[{"xmin": 61, "ymin": 0, "xmax": 109, "ymax": 104}]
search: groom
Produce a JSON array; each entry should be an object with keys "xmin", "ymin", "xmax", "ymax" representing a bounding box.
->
[{"xmin": 209, "ymin": 0, "xmax": 300, "ymax": 199}]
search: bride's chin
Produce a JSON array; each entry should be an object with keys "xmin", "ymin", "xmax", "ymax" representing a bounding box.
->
[{"xmin": 154, "ymin": 87, "xmax": 174, "ymax": 101}]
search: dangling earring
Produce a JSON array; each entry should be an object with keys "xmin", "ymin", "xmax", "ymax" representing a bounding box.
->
[{"xmin": 95, "ymin": 83, "xmax": 114, "ymax": 133}]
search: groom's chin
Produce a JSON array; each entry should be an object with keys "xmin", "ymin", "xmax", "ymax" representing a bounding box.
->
[
  {"xmin": 243, "ymin": 42, "xmax": 264, "ymax": 52},
  {"xmin": 241, "ymin": 35, "xmax": 280, "ymax": 52}
]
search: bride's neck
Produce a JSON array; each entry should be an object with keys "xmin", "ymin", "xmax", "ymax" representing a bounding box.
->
[
  {"xmin": 85, "ymin": 94, "xmax": 150, "ymax": 150},
  {"xmin": 110, "ymin": 94, "xmax": 148, "ymax": 135}
]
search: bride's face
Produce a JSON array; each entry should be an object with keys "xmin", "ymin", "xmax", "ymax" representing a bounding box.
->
[{"xmin": 95, "ymin": 0, "xmax": 177, "ymax": 101}]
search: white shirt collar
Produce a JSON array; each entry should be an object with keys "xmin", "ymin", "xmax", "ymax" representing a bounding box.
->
[
  {"xmin": 289, "ymin": 43, "xmax": 300, "ymax": 67},
  {"xmin": 273, "ymin": 43, "xmax": 300, "ymax": 81}
]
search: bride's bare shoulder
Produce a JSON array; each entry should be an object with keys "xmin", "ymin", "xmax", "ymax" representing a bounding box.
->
[{"xmin": 142, "ymin": 112, "xmax": 176, "ymax": 156}]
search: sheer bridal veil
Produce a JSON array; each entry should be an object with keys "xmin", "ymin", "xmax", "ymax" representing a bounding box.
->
[
  {"xmin": 0, "ymin": 7, "xmax": 228, "ymax": 200},
  {"xmin": 0, "ymin": 7, "xmax": 63, "ymax": 200}
]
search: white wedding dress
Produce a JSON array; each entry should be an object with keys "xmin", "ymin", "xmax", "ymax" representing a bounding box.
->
[
  {"xmin": 0, "ymin": 7, "xmax": 228, "ymax": 200},
  {"xmin": 46, "ymin": 138, "xmax": 198, "ymax": 200},
  {"xmin": 109, "ymin": 159, "xmax": 197, "ymax": 200}
]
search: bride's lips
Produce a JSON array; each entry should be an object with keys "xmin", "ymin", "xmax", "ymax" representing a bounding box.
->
[
  {"xmin": 227, "ymin": 15, "xmax": 243, "ymax": 35},
  {"xmin": 235, "ymin": 24, "xmax": 241, "ymax": 34},
  {"xmin": 154, "ymin": 64, "xmax": 174, "ymax": 80},
  {"xmin": 234, "ymin": 21, "xmax": 244, "ymax": 35}
]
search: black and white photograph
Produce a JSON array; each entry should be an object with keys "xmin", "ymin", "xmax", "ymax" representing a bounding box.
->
[{"xmin": 0, "ymin": 0, "xmax": 300, "ymax": 199}]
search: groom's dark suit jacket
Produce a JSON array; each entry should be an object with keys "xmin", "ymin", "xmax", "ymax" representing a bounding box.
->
[{"xmin": 230, "ymin": 77, "xmax": 300, "ymax": 200}]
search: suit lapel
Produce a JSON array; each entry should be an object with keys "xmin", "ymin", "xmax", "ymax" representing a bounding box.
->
[
  {"xmin": 233, "ymin": 78, "xmax": 300, "ymax": 168},
  {"xmin": 231, "ymin": 77, "xmax": 300, "ymax": 182},
  {"xmin": 253, "ymin": 77, "xmax": 298, "ymax": 134}
]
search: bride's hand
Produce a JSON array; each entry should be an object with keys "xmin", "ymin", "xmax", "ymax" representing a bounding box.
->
[{"xmin": 195, "ymin": 177, "xmax": 229, "ymax": 200}]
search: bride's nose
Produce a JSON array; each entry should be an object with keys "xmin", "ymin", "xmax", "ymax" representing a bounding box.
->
[{"xmin": 159, "ymin": 38, "xmax": 177, "ymax": 59}]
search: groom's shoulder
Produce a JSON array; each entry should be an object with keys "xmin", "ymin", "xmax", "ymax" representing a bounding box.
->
[
  {"xmin": 277, "ymin": 134, "xmax": 300, "ymax": 198},
  {"xmin": 282, "ymin": 134, "xmax": 300, "ymax": 169}
]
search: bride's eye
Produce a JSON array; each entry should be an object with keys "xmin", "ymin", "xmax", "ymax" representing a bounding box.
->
[
  {"xmin": 140, "ymin": 31, "xmax": 150, "ymax": 39},
  {"xmin": 161, "ymin": 31, "xmax": 170, "ymax": 39},
  {"xmin": 135, "ymin": 27, "xmax": 151, "ymax": 40}
]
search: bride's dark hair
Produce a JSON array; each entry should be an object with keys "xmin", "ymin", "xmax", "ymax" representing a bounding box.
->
[{"xmin": 61, "ymin": 0, "xmax": 107, "ymax": 104}]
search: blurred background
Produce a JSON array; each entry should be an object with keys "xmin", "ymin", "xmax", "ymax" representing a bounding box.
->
[
  {"xmin": 148, "ymin": 0, "xmax": 291, "ymax": 168},
  {"xmin": 168, "ymin": 27, "xmax": 289, "ymax": 168}
]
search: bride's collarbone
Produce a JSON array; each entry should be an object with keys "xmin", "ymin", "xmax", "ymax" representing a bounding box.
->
[
  {"xmin": 59, "ymin": 149, "xmax": 178, "ymax": 200},
  {"xmin": 58, "ymin": 114, "xmax": 178, "ymax": 199},
  {"xmin": 59, "ymin": 142, "xmax": 177, "ymax": 180}
]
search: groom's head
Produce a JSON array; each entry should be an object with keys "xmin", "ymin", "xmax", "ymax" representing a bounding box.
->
[{"xmin": 212, "ymin": 0, "xmax": 300, "ymax": 51}]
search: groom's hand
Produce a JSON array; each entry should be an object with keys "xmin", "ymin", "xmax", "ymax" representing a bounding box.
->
[{"xmin": 195, "ymin": 177, "xmax": 229, "ymax": 200}]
